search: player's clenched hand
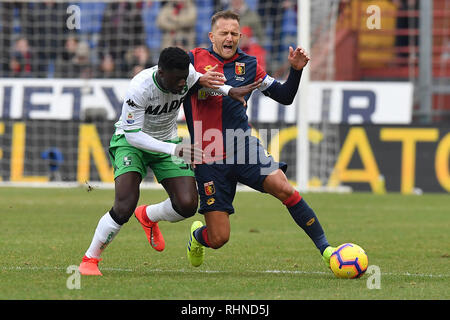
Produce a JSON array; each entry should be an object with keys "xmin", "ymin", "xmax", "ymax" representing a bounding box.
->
[
  {"xmin": 228, "ymin": 78, "xmax": 263, "ymax": 107},
  {"xmin": 198, "ymin": 64, "xmax": 226, "ymax": 89},
  {"xmin": 288, "ymin": 46, "xmax": 310, "ymax": 70},
  {"xmin": 174, "ymin": 143, "xmax": 204, "ymax": 164}
]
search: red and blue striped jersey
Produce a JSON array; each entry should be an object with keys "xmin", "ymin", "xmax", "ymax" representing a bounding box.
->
[{"xmin": 184, "ymin": 46, "xmax": 275, "ymax": 161}]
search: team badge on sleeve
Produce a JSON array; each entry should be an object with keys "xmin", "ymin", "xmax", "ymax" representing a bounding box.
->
[
  {"xmin": 204, "ymin": 181, "xmax": 215, "ymax": 196},
  {"xmin": 235, "ymin": 62, "xmax": 245, "ymax": 75}
]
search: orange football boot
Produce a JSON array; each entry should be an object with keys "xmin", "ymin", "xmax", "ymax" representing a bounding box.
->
[
  {"xmin": 78, "ymin": 255, "xmax": 102, "ymax": 276},
  {"xmin": 134, "ymin": 205, "xmax": 165, "ymax": 252}
]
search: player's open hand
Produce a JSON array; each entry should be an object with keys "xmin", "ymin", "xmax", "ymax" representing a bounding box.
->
[
  {"xmin": 174, "ymin": 143, "xmax": 204, "ymax": 164},
  {"xmin": 198, "ymin": 64, "xmax": 226, "ymax": 89},
  {"xmin": 288, "ymin": 46, "xmax": 310, "ymax": 70},
  {"xmin": 228, "ymin": 78, "xmax": 263, "ymax": 107}
]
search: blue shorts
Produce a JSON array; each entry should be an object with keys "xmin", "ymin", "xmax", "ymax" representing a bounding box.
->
[{"xmin": 194, "ymin": 136, "xmax": 287, "ymax": 214}]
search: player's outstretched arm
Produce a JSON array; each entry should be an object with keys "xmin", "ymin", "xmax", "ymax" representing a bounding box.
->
[
  {"xmin": 228, "ymin": 78, "xmax": 263, "ymax": 107},
  {"xmin": 124, "ymin": 131, "xmax": 204, "ymax": 164},
  {"xmin": 195, "ymin": 65, "xmax": 262, "ymax": 106},
  {"xmin": 174, "ymin": 143, "xmax": 204, "ymax": 164},
  {"xmin": 125, "ymin": 131, "xmax": 178, "ymax": 155},
  {"xmin": 262, "ymin": 46, "xmax": 310, "ymax": 105}
]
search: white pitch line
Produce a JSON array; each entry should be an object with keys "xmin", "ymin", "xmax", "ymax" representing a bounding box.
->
[{"xmin": 1, "ymin": 266, "xmax": 449, "ymax": 278}]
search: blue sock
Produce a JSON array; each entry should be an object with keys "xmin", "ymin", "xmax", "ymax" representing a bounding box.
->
[
  {"xmin": 193, "ymin": 226, "xmax": 210, "ymax": 247},
  {"xmin": 284, "ymin": 192, "xmax": 330, "ymax": 254}
]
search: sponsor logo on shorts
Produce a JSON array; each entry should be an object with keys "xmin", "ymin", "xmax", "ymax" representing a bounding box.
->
[{"xmin": 123, "ymin": 156, "xmax": 132, "ymax": 166}]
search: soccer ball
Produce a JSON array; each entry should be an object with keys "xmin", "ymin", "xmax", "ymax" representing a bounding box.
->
[{"xmin": 330, "ymin": 243, "xmax": 368, "ymax": 279}]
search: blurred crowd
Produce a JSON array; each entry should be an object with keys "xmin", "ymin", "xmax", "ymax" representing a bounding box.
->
[
  {"xmin": 0, "ymin": 0, "xmax": 302, "ymax": 79},
  {"xmin": 0, "ymin": 0, "xmax": 419, "ymax": 79}
]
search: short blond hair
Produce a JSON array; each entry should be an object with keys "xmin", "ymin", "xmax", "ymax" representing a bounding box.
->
[{"xmin": 211, "ymin": 10, "xmax": 240, "ymax": 29}]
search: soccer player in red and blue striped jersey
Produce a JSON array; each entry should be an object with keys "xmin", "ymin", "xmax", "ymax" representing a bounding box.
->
[{"xmin": 183, "ymin": 10, "xmax": 335, "ymax": 268}]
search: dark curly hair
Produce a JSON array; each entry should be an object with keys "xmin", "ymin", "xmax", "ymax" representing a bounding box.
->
[{"xmin": 158, "ymin": 47, "xmax": 190, "ymax": 71}]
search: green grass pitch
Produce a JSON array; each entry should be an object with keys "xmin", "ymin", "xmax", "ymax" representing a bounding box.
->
[{"xmin": 0, "ymin": 186, "xmax": 449, "ymax": 300}]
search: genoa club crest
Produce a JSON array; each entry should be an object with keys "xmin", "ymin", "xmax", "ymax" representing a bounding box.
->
[
  {"xmin": 235, "ymin": 62, "xmax": 245, "ymax": 75},
  {"xmin": 204, "ymin": 181, "xmax": 215, "ymax": 196}
]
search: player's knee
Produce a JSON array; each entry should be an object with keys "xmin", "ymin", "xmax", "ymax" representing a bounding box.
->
[
  {"xmin": 172, "ymin": 194, "xmax": 198, "ymax": 218},
  {"xmin": 271, "ymin": 185, "xmax": 294, "ymax": 203},
  {"xmin": 280, "ymin": 184, "xmax": 296, "ymax": 201},
  {"xmin": 208, "ymin": 233, "xmax": 229, "ymax": 249},
  {"xmin": 264, "ymin": 170, "xmax": 294, "ymax": 200},
  {"xmin": 110, "ymin": 204, "xmax": 134, "ymax": 225}
]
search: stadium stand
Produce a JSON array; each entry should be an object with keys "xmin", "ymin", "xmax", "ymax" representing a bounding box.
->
[
  {"xmin": 0, "ymin": 0, "xmax": 448, "ymax": 120},
  {"xmin": 328, "ymin": 0, "xmax": 450, "ymax": 121}
]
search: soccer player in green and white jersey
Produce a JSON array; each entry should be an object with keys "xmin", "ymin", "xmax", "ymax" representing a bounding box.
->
[{"xmin": 79, "ymin": 47, "xmax": 261, "ymax": 275}]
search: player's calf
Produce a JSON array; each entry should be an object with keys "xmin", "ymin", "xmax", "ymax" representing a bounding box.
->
[{"xmin": 201, "ymin": 211, "xmax": 231, "ymax": 249}]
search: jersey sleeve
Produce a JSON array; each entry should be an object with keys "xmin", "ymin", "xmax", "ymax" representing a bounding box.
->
[
  {"xmin": 255, "ymin": 63, "xmax": 275, "ymax": 92},
  {"xmin": 259, "ymin": 67, "xmax": 303, "ymax": 105},
  {"xmin": 188, "ymin": 63, "xmax": 201, "ymax": 89}
]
